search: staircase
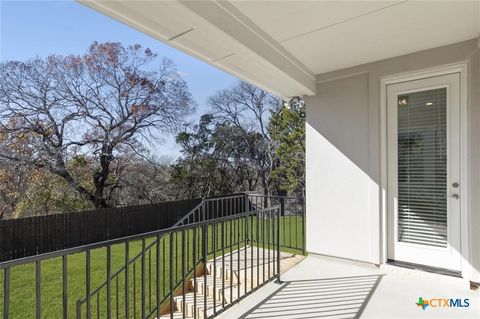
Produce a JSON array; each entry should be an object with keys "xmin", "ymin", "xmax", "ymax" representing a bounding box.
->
[
  {"xmin": 159, "ymin": 246, "xmax": 303, "ymax": 318},
  {"xmin": 59, "ymin": 196, "xmax": 305, "ymax": 319}
]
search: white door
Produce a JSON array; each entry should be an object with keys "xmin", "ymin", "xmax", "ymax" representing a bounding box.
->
[{"xmin": 387, "ymin": 73, "xmax": 462, "ymax": 271}]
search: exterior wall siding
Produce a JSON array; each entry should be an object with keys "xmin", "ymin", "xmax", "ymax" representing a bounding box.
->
[{"xmin": 305, "ymin": 38, "xmax": 480, "ymax": 282}]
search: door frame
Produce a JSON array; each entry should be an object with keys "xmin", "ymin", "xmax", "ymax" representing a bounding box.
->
[{"xmin": 379, "ymin": 63, "xmax": 470, "ymax": 278}]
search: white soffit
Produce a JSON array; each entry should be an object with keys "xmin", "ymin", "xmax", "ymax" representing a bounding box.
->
[
  {"xmin": 231, "ymin": 0, "xmax": 480, "ymax": 74},
  {"xmin": 78, "ymin": 0, "xmax": 317, "ymax": 98},
  {"xmin": 79, "ymin": 0, "xmax": 480, "ymax": 97}
]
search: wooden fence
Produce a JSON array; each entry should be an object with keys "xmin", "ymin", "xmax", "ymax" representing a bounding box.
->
[{"xmin": 0, "ymin": 198, "xmax": 201, "ymax": 262}]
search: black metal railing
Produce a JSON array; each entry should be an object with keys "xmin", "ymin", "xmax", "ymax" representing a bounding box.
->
[
  {"xmin": 0, "ymin": 194, "xmax": 304, "ymax": 319},
  {"xmin": 74, "ymin": 194, "xmax": 248, "ymax": 318},
  {"xmin": 246, "ymin": 194, "xmax": 305, "ymax": 254}
]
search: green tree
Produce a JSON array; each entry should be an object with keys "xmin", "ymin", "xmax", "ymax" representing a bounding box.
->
[
  {"xmin": 172, "ymin": 114, "xmax": 234, "ymax": 198},
  {"xmin": 269, "ymin": 98, "xmax": 305, "ymax": 195},
  {"xmin": 171, "ymin": 113, "xmax": 261, "ymax": 198}
]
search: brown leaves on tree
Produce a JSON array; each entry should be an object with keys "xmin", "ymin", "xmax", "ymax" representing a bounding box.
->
[{"xmin": 0, "ymin": 42, "xmax": 195, "ymax": 209}]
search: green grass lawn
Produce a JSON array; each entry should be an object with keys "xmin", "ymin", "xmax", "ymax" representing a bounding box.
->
[{"xmin": 0, "ymin": 216, "xmax": 304, "ymax": 319}]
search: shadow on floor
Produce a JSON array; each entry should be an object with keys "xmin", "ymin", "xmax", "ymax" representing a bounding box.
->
[{"xmin": 239, "ymin": 274, "xmax": 383, "ymax": 319}]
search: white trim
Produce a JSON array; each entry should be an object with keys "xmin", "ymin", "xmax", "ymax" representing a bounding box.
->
[
  {"xmin": 78, "ymin": 0, "xmax": 316, "ymax": 97},
  {"xmin": 379, "ymin": 63, "xmax": 471, "ymax": 280},
  {"xmin": 380, "ymin": 62, "xmax": 469, "ymax": 85},
  {"xmin": 386, "ymin": 74, "xmax": 462, "ymax": 270},
  {"xmin": 213, "ymin": 1, "xmax": 316, "ymax": 81},
  {"xmin": 478, "ymin": 1, "xmax": 480, "ymax": 36},
  {"xmin": 177, "ymin": 0, "xmax": 317, "ymax": 93},
  {"xmin": 316, "ymin": 71, "xmax": 369, "ymax": 84}
]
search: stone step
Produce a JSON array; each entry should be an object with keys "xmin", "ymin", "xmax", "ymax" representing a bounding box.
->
[
  {"xmin": 207, "ymin": 262, "xmax": 277, "ymax": 288},
  {"xmin": 199, "ymin": 262, "xmax": 278, "ymax": 297},
  {"xmin": 174, "ymin": 292, "xmax": 211, "ymax": 318},
  {"xmin": 158, "ymin": 247, "xmax": 301, "ymax": 319},
  {"xmin": 173, "ymin": 292, "xmax": 220, "ymax": 319},
  {"xmin": 185, "ymin": 276, "xmax": 234, "ymax": 298},
  {"xmin": 175, "ymin": 272, "xmax": 243, "ymax": 316}
]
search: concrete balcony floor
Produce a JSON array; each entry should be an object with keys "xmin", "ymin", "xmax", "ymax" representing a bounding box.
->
[{"xmin": 217, "ymin": 254, "xmax": 480, "ymax": 319}]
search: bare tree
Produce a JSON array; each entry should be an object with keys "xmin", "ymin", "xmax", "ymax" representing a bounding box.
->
[
  {"xmin": 208, "ymin": 82, "xmax": 279, "ymax": 195},
  {"xmin": 110, "ymin": 156, "xmax": 175, "ymax": 205},
  {"xmin": 0, "ymin": 42, "xmax": 195, "ymax": 208}
]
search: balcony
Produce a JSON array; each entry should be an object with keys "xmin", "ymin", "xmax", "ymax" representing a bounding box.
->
[{"xmin": 1, "ymin": 193, "xmax": 478, "ymax": 319}]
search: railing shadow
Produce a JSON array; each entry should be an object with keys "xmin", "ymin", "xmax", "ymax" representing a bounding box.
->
[{"xmin": 239, "ymin": 274, "xmax": 383, "ymax": 319}]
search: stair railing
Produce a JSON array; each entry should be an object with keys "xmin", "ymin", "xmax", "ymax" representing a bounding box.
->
[
  {"xmin": 0, "ymin": 194, "xmax": 304, "ymax": 319},
  {"xmin": 74, "ymin": 194, "xmax": 248, "ymax": 318}
]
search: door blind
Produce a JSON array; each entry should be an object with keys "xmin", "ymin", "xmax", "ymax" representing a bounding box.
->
[{"xmin": 397, "ymin": 88, "xmax": 447, "ymax": 248}]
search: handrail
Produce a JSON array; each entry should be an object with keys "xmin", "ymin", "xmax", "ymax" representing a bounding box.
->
[
  {"xmin": 75, "ymin": 208, "xmax": 260, "ymax": 302},
  {"xmin": 74, "ymin": 193, "xmax": 249, "ymax": 313},
  {"xmin": 1, "ymin": 194, "xmax": 305, "ymax": 319},
  {"xmin": 245, "ymin": 193, "xmax": 304, "ymax": 200},
  {"xmin": 175, "ymin": 200, "xmax": 204, "ymax": 226}
]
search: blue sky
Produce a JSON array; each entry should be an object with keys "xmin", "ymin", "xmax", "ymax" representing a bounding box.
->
[{"xmin": 0, "ymin": 0, "xmax": 239, "ymax": 158}]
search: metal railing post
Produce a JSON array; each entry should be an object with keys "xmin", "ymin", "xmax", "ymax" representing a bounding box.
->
[
  {"xmin": 301, "ymin": 196, "xmax": 306, "ymax": 255},
  {"xmin": 169, "ymin": 232, "xmax": 174, "ymax": 319},
  {"xmin": 276, "ymin": 201, "xmax": 284, "ymax": 284},
  {"xmin": 141, "ymin": 239, "xmax": 146, "ymax": 319},
  {"xmin": 181, "ymin": 229, "xmax": 186, "ymax": 317},
  {"xmin": 202, "ymin": 224, "xmax": 207, "ymax": 319},
  {"xmin": 35, "ymin": 261, "xmax": 41, "ymax": 319},
  {"xmin": 62, "ymin": 256, "xmax": 68, "ymax": 319},
  {"xmin": 3, "ymin": 268, "xmax": 10, "ymax": 319},
  {"xmin": 124, "ymin": 242, "xmax": 129, "ymax": 319},
  {"xmin": 193, "ymin": 226, "xmax": 197, "ymax": 319},
  {"xmin": 156, "ymin": 235, "xmax": 161, "ymax": 319},
  {"xmin": 85, "ymin": 250, "xmax": 91, "ymax": 319},
  {"xmin": 106, "ymin": 246, "xmax": 111, "ymax": 319},
  {"xmin": 76, "ymin": 300, "xmax": 82, "ymax": 319},
  {"xmin": 244, "ymin": 194, "xmax": 250, "ymax": 245}
]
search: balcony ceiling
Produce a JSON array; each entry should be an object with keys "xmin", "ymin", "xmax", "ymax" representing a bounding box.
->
[{"xmin": 79, "ymin": 0, "xmax": 480, "ymax": 97}]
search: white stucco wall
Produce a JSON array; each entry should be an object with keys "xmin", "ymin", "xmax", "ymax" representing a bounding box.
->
[
  {"xmin": 305, "ymin": 74, "xmax": 379, "ymax": 263},
  {"xmin": 305, "ymin": 38, "xmax": 480, "ymax": 282},
  {"xmin": 468, "ymin": 46, "xmax": 480, "ymax": 283}
]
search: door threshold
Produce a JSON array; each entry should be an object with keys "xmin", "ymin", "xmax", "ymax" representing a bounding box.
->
[{"xmin": 386, "ymin": 259, "xmax": 462, "ymax": 278}]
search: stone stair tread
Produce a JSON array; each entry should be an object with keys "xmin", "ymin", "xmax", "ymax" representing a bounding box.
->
[
  {"xmin": 175, "ymin": 287, "xmax": 233, "ymax": 301},
  {"xmin": 176, "ymin": 293, "xmax": 222, "ymax": 317},
  {"xmin": 191, "ymin": 276, "xmax": 236, "ymax": 285},
  {"xmin": 159, "ymin": 247, "xmax": 303, "ymax": 318},
  {"xmin": 174, "ymin": 291, "xmax": 208, "ymax": 303}
]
